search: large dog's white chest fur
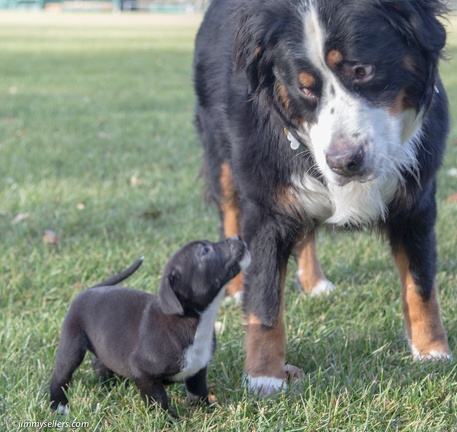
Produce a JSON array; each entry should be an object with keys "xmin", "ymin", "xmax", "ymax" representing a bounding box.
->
[
  {"xmin": 171, "ymin": 289, "xmax": 225, "ymax": 381},
  {"xmin": 292, "ymin": 172, "xmax": 401, "ymax": 226}
]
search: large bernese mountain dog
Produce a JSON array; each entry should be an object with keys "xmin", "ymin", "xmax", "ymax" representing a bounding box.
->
[{"xmin": 193, "ymin": 0, "xmax": 451, "ymax": 394}]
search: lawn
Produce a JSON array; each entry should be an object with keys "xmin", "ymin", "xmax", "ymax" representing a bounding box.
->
[{"xmin": 1, "ymin": 11, "xmax": 457, "ymax": 432}]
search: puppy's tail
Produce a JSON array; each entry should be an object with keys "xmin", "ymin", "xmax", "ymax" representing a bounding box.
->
[{"xmin": 90, "ymin": 257, "xmax": 144, "ymax": 288}]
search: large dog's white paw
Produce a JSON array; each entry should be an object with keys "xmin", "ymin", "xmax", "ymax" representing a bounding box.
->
[
  {"xmin": 294, "ymin": 272, "xmax": 335, "ymax": 297},
  {"xmin": 309, "ymin": 278, "xmax": 335, "ymax": 297},
  {"xmin": 411, "ymin": 346, "xmax": 453, "ymax": 361},
  {"xmin": 244, "ymin": 364, "xmax": 304, "ymax": 396},
  {"xmin": 244, "ymin": 375, "xmax": 288, "ymax": 396}
]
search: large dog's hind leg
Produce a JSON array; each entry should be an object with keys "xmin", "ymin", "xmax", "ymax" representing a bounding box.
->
[
  {"xmin": 394, "ymin": 249, "xmax": 450, "ymax": 360},
  {"xmin": 294, "ymin": 232, "xmax": 335, "ymax": 296},
  {"xmin": 219, "ymin": 162, "xmax": 243, "ymax": 298}
]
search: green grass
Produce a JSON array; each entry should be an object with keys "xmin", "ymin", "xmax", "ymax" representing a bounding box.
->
[{"xmin": 1, "ymin": 11, "xmax": 457, "ymax": 431}]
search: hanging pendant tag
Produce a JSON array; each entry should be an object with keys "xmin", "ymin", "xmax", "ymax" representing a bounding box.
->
[{"xmin": 284, "ymin": 128, "xmax": 300, "ymax": 150}]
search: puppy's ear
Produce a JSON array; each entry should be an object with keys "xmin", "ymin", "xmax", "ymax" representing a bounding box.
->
[{"xmin": 159, "ymin": 270, "xmax": 184, "ymax": 316}]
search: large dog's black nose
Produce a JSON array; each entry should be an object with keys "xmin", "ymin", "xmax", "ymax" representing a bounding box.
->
[{"xmin": 326, "ymin": 143, "xmax": 365, "ymax": 177}]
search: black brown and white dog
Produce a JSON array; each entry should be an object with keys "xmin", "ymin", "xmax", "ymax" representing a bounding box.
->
[
  {"xmin": 194, "ymin": 0, "xmax": 451, "ymax": 394},
  {"xmin": 50, "ymin": 237, "xmax": 251, "ymax": 415}
]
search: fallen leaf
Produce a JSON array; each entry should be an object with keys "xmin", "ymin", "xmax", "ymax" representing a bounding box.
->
[
  {"xmin": 130, "ymin": 175, "xmax": 142, "ymax": 187},
  {"xmin": 446, "ymin": 193, "xmax": 457, "ymax": 204},
  {"xmin": 11, "ymin": 212, "xmax": 29, "ymax": 224},
  {"xmin": 76, "ymin": 203, "xmax": 85, "ymax": 210},
  {"xmin": 42, "ymin": 230, "xmax": 59, "ymax": 246}
]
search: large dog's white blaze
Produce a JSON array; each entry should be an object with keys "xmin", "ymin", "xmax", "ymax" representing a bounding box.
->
[{"xmin": 294, "ymin": 3, "xmax": 422, "ymax": 227}]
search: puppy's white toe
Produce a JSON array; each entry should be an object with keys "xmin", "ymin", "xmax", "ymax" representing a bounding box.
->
[
  {"xmin": 57, "ymin": 405, "xmax": 69, "ymax": 415},
  {"xmin": 187, "ymin": 392, "xmax": 201, "ymax": 403}
]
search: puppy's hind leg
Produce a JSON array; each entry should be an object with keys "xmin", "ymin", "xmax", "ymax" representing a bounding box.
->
[
  {"xmin": 92, "ymin": 357, "xmax": 115, "ymax": 385},
  {"xmin": 185, "ymin": 367, "xmax": 209, "ymax": 405},
  {"xmin": 50, "ymin": 331, "xmax": 87, "ymax": 414},
  {"xmin": 134, "ymin": 375, "xmax": 176, "ymax": 417}
]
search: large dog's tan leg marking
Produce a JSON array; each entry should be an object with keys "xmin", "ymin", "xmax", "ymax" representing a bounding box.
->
[
  {"xmin": 295, "ymin": 232, "xmax": 335, "ymax": 296},
  {"xmin": 395, "ymin": 250, "xmax": 451, "ymax": 360},
  {"xmin": 220, "ymin": 163, "xmax": 243, "ymax": 297},
  {"xmin": 244, "ymin": 264, "xmax": 303, "ymax": 394}
]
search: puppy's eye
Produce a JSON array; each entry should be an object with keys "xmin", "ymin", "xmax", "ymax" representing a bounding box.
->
[
  {"xmin": 199, "ymin": 245, "xmax": 211, "ymax": 256},
  {"xmin": 352, "ymin": 64, "xmax": 374, "ymax": 83},
  {"xmin": 300, "ymin": 87, "xmax": 318, "ymax": 101}
]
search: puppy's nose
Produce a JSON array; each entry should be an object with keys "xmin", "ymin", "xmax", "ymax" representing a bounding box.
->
[{"xmin": 326, "ymin": 142, "xmax": 365, "ymax": 178}]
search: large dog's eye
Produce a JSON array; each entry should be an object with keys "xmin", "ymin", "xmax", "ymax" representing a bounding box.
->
[
  {"xmin": 300, "ymin": 87, "xmax": 318, "ymax": 101},
  {"xmin": 352, "ymin": 64, "xmax": 374, "ymax": 83}
]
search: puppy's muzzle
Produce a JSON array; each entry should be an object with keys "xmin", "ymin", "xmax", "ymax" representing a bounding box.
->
[{"xmin": 227, "ymin": 235, "xmax": 251, "ymax": 271}]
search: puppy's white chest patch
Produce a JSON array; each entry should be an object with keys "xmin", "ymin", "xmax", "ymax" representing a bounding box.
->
[{"xmin": 171, "ymin": 289, "xmax": 225, "ymax": 381}]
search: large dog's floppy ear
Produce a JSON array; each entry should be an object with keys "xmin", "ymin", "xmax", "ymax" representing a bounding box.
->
[
  {"xmin": 159, "ymin": 269, "xmax": 184, "ymax": 316},
  {"xmin": 233, "ymin": 3, "xmax": 290, "ymax": 93},
  {"xmin": 233, "ymin": 9, "xmax": 263, "ymax": 92},
  {"xmin": 376, "ymin": 0, "xmax": 447, "ymax": 110}
]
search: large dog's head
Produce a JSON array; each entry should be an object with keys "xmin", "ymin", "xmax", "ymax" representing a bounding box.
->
[
  {"xmin": 234, "ymin": 0, "xmax": 447, "ymax": 188},
  {"xmin": 159, "ymin": 236, "xmax": 251, "ymax": 316}
]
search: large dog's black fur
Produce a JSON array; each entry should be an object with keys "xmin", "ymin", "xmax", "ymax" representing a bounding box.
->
[{"xmin": 194, "ymin": 0, "xmax": 450, "ymax": 391}]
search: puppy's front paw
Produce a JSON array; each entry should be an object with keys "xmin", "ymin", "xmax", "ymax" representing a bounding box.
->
[{"xmin": 56, "ymin": 404, "xmax": 69, "ymax": 415}]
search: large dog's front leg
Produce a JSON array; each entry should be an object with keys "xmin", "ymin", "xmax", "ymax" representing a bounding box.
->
[
  {"xmin": 389, "ymin": 206, "xmax": 451, "ymax": 360},
  {"xmin": 242, "ymin": 217, "xmax": 302, "ymax": 394}
]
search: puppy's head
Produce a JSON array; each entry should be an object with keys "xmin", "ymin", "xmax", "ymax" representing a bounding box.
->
[{"xmin": 159, "ymin": 236, "xmax": 251, "ymax": 316}]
